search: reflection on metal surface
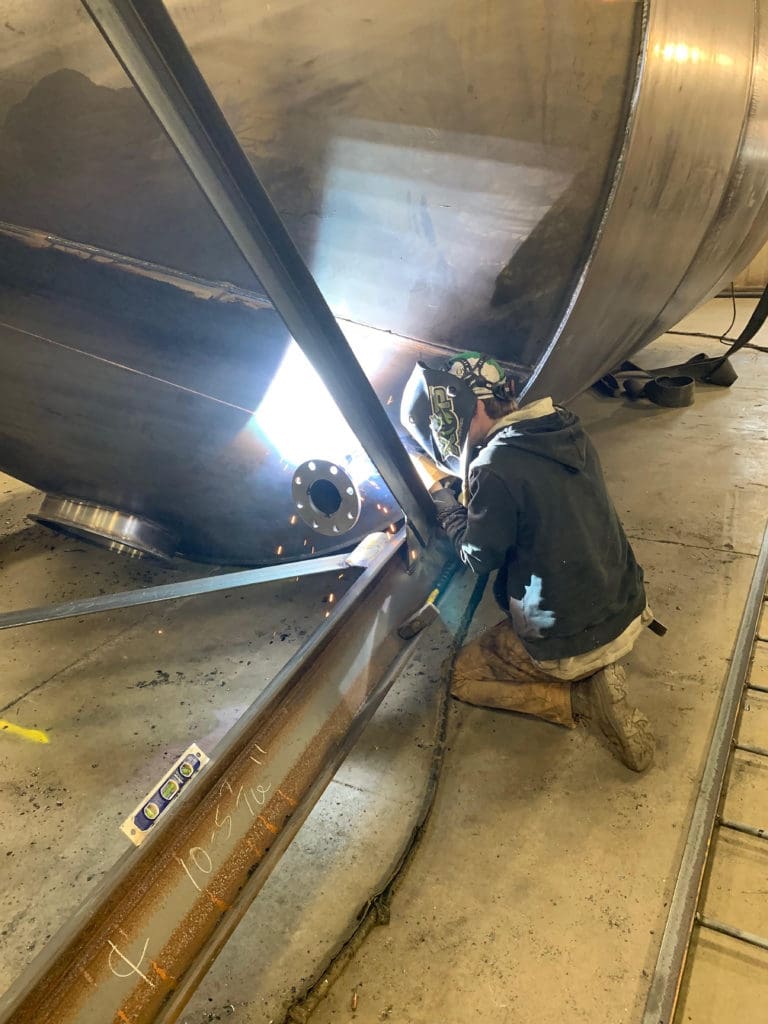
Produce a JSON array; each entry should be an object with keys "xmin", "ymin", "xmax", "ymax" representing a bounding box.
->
[
  {"xmin": 30, "ymin": 495, "xmax": 178, "ymax": 560},
  {"xmin": 249, "ymin": 338, "xmax": 387, "ymax": 466},
  {"xmin": 0, "ymin": 236, "xmax": 443, "ymax": 564},
  {"xmin": 639, "ymin": 6, "xmax": 768, "ymax": 346},
  {"xmin": 78, "ymin": 0, "xmax": 434, "ymax": 549},
  {"xmin": 0, "ymin": 0, "xmax": 640, "ymax": 361},
  {"xmin": 523, "ymin": 0, "xmax": 768, "ymax": 399},
  {"xmin": 1, "ymin": 0, "xmax": 768, "ymax": 556},
  {"xmin": 292, "ymin": 459, "xmax": 360, "ymax": 537}
]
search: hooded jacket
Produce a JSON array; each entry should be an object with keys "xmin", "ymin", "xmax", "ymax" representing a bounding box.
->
[{"xmin": 433, "ymin": 404, "xmax": 646, "ymax": 662}]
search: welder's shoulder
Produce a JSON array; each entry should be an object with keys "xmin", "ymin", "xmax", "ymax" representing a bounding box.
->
[
  {"xmin": 467, "ymin": 456, "xmax": 521, "ymax": 505},
  {"xmin": 471, "ymin": 435, "xmax": 531, "ymax": 480}
]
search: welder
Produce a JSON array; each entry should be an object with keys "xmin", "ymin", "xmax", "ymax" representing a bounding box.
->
[{"xmin": 401, "ymin": 351, "xmax": 658, "ymax": 772}]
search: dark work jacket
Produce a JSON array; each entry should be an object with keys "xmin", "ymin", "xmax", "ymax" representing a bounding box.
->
[{"xmin": 433, "ymin": 406, "xmax": 647, "ymax": 661}]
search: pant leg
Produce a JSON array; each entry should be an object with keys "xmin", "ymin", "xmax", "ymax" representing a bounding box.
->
[{"xmin": 451, "ymin": 618, "xmax": 574, "ymax": 727}]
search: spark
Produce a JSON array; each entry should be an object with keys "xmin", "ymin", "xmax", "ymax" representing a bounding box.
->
[
  {"xmin": 275, "ymin": 544, "xmax": 284, "ymax": 556},
  {"xmin": 289, "ymin": 515, "xmax": 298, "ymax": 525}
]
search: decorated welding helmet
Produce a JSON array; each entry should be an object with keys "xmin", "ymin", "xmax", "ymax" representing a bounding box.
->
[{"xmin": 400, "ymin": 351, "xmax": 514, "ymax": 475}]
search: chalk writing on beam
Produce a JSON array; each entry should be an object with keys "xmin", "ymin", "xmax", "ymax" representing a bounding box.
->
[
  {"xmin": 102, "ymin": 739, "xmax": 276, "ymax": 998},
  {"xmin": 249, "ymin": 742, "xmax": 267, "ymax": 766},
  {"xmin": 177, "ymin": 739, "xmax": 274, "ymax": 895},
  {"xmin": 108, "ymin": 937, "xmax": 155, "ymax": 989}
]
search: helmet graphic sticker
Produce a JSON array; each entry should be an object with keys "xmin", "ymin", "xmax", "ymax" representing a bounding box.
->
[
  {"xmin": 428, "ymin": 384, "xmax": 461, "ymax": 461},
  {"xmin": 400, "ymin": 361, "xmax": 478, "ymax": 476}
]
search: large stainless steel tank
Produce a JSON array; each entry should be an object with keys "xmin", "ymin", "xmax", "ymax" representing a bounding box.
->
[{"xmin": 0, "ymin": 0, "xmax": 767, "ymax": 563}]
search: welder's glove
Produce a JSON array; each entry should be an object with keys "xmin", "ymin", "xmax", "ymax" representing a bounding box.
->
[
  {"xmin": 409, "ymin": 452, "xmax": 458, "ymax": 494},
  {"xmin": 431, "ymin": 487, "xmax": 462, "ymax": 515}
]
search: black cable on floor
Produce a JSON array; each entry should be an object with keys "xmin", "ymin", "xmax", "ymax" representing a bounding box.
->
[
  {"xmin": 667, "ymin": 284, "xmax": 768, "ymax": 353},
  {"xmin": 666, "ymin": 332, "xmax": 768, "ymax": 353},
  {"xmin": 721, "ymin": 281, "xmax": 738, "ymax": 341},
  {"xmin": 282, "ymin": 571, "xmax": 488, "ymax": 1024}
]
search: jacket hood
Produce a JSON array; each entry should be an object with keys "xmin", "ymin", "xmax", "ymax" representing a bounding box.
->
[{"xmin": 481, "ymin": 408, "xmax": 587, "ymax": 473}]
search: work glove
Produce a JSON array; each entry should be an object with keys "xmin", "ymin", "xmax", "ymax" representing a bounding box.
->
[
  {"xmin": 431, "ymin": 486, "xmax": 462, "ymax": 515},
  {"xmin": 409, "ymin": 451, "xmax": 458, "ymax": 494}
]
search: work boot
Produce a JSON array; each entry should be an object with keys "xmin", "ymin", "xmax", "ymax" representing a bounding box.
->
[{"xmin": 571, "ymin": 664, "xmax": 655, "ymax": 772}]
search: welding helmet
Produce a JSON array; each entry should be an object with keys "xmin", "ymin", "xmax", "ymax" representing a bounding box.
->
[{"xmin": 400, "ymin": 351, "xmax": 514, "ymax": 476}]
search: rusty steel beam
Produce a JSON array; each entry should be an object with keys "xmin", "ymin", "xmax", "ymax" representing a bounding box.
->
[{"xmin": 0, "ymin": 530, "xmax": 452, "ymax": 1024}]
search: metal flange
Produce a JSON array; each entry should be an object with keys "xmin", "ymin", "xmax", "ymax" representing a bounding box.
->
[{"xmin": 291, "ymin": 460, "xmax": 360, "ymax": 537}]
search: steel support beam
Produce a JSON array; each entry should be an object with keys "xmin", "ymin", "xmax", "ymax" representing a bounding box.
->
[
  {"xmin": 719, "ymin": 818, "xmax": 768, "ymax": 841},
  {"xmin": 79, "ymin": 0, "xmax": 435, "ymax": 547},
  {"xmin": 641, "ymin": 521, "xmax": 768, "ymax": 1024},
  {"xmin": 697, "ymin": 914, "xmax": 768, "ymax": 954},
  {"xmin": 735, "ymin": 741, "xmax": 768, "ymax": 758},
  {"xmin": 0, "ymin": 530, "xmax": 452, "ymax": 1024},
  {"xmin": 0, "ymin": 551, "xmax": 359, "ymax": 631}
]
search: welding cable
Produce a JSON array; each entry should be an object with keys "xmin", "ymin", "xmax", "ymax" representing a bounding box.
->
[
  {"xmin": 594, "ymin": 279, "xmax": 768, "ymax": 405},
  {"xmin": 667, "ymin": 281, "xmax": 768, "ymax": 354},
  {"xmin": 283, "ymin": 571, "xmax": 488, "ymax": 1024}
]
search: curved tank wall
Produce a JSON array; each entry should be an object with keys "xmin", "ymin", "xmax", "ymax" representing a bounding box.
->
[
  {"xmin": 733, "ymin": 242, "xmax": 768, "ymax": 293},
  {"xmin": 0, "ymin": 0, "xmax": 766, "ymax": 563},
  {"xmin": 0, "ymin": 0, "xmax": 641, "ymax": 365}
]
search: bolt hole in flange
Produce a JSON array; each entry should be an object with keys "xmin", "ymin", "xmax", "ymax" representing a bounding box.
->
[{"xmin": 291, "ymin": 459, "xmax": 360, "ymax": 538}]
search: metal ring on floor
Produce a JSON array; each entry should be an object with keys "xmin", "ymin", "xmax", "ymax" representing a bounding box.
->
[{"xmin": 29, "ymin": 495, "xmax": 178, "ymax": 560}]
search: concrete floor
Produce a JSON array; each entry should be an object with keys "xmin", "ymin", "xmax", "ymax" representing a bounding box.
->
[{"xmin": 0, "ymin": 297, "xmax": 767, "ymax": 1023}]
